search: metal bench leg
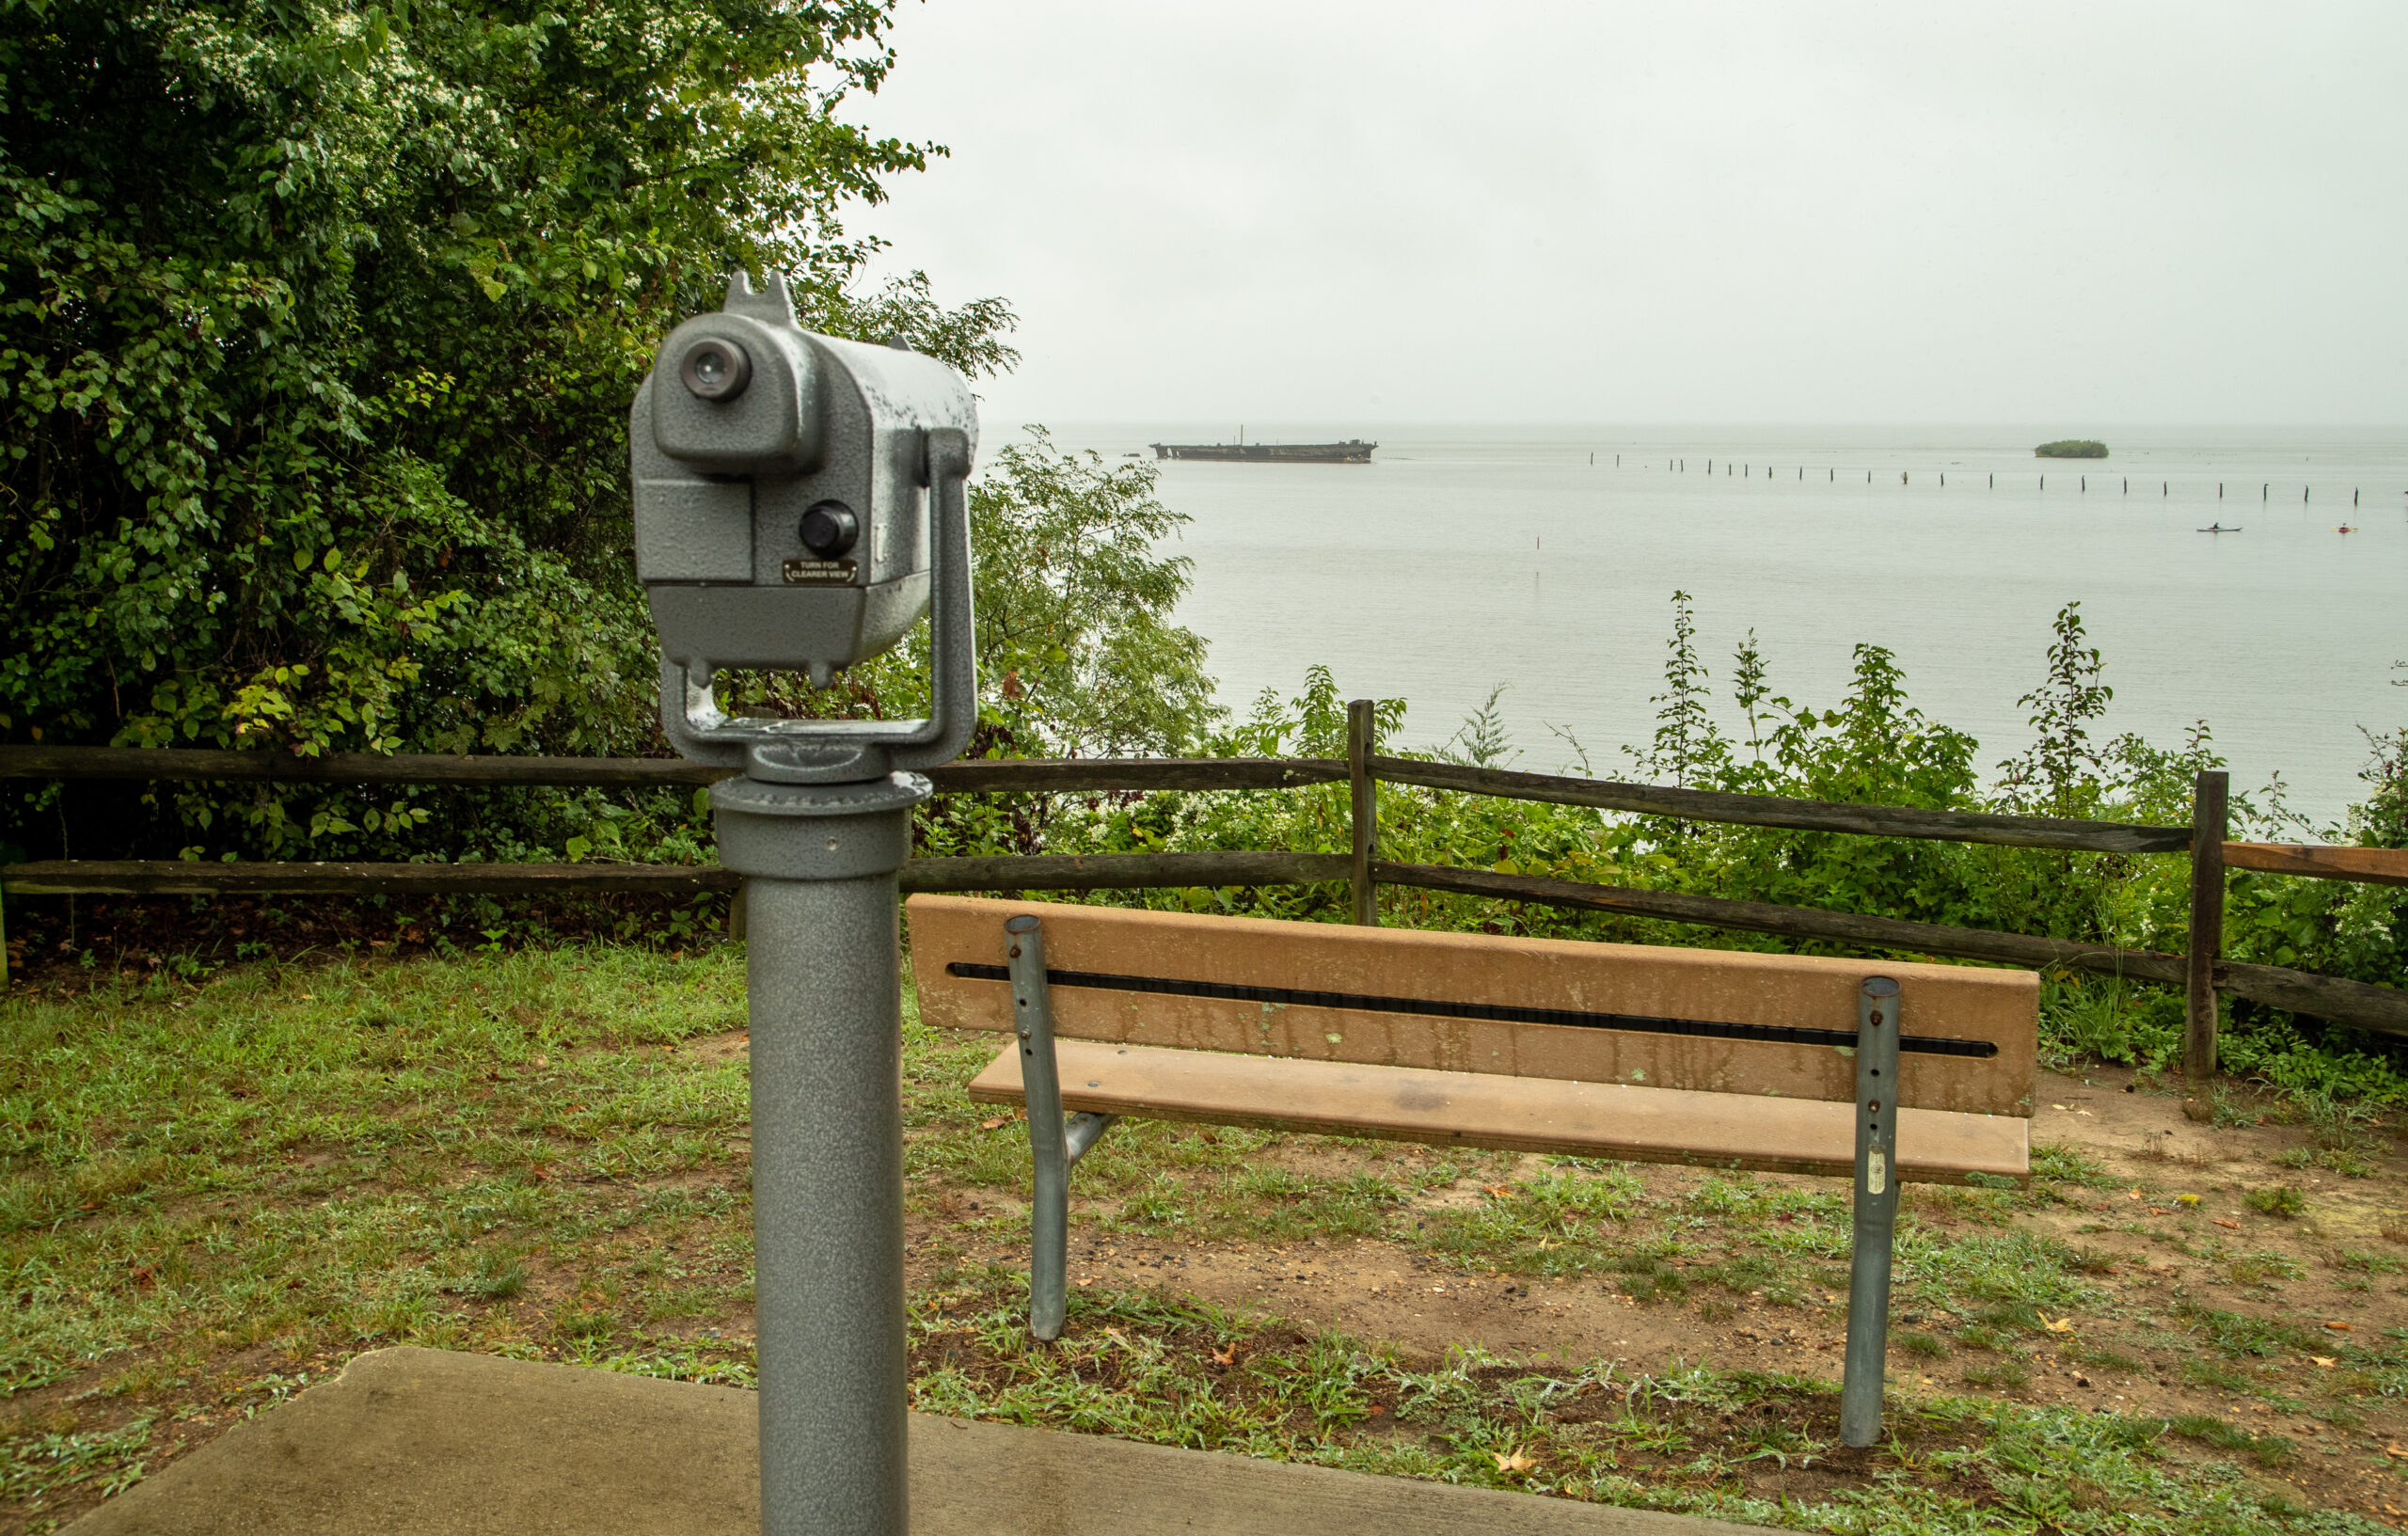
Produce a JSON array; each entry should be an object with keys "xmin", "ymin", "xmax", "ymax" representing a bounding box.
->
[
  {"xmin": 1004, "ymin": 915, "xmax": 1115, "ymax": 1342},
  {"xmin": 1842, "ymin": 975, "xmax": 1903, "ymax": 1447}
]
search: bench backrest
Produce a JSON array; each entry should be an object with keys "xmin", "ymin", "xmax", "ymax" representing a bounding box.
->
[{"xmin": 906, "ymin": 895, "xmax": 2036, "ymax": 1118}]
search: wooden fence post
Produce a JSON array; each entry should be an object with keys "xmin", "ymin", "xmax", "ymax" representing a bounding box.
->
[
  {"xmin": 2185, "ymin": 770, "xmax": 2229, "ymax": 1110},
  {"xmin": 1348, "ymin": 699, "xmax": 1379, "ymax": 926}
]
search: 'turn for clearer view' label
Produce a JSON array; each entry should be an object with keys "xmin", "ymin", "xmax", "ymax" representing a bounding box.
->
[{"xmin": 781, "ymin": 558, "xmax": 857, "ymax": 585}]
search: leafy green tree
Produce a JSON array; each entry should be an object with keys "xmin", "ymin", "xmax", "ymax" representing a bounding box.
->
[
  {"xmin": 0, "ymin": 0, "xmax": 1012, "ymax": 860},
  {"xmin": 1997, "ymin": 602, "xmax": 2114, "ymax": 816},
  {"xmin": 1627, "ymin": 590, "xmax": 1728, "ymax": 788},
  {"xmin": 819, "ymin": 432, "xmax": 1226, "ymax": 859},
  {"xmin": 956, "ymin": 430, "xmax": 1219, "ymax": 760}
]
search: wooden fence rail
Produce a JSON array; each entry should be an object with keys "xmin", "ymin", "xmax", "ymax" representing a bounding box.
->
[
  {"xmin": 0, "ymin": 851, "xmax": 1353, "ymax": 899},
  {"xmin": 10, "ymin": 847, "xmax": 2404, "ymax": 1041},
  {"xmin": 0, "ymin": 746, "xmax": 1346, "ymax": 796},
  {"xmin": 8, "ymin": 745, "xmax": 2401, "ymax": 881},
  {"xmin": 8, "ymin": 738, "xmax": 2408, "ymax": 1076},
  {"xmin": 1368, "ymin": 757, "xmax": 2193, "ymax": 855}
]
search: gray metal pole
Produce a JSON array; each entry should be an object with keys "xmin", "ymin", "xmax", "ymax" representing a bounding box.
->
[
  {"xmin": 715, "ymin": 772, "xmax": 929, "ymax": 1536},
  {"xmin": 1841, "ymin": 975, "xmax": 1902, "ymax": 1449},
  {"xmin": 1006, "ymin": 914, "xmax": 1072, "ymax": 1340}
]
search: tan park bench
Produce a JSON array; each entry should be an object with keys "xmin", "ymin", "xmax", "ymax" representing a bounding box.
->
[{"xmin": 906, "ymin": 894, "xmax": 2036, "ymax": 1446}]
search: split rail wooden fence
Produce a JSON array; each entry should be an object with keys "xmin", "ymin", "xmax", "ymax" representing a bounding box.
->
[{"xmin": 7, "ymin": 709, "xmax": 2407, "ymax": 1093}]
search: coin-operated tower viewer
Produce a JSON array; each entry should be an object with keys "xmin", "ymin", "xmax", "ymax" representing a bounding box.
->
[{"xmin": 632, "ymin": 271, "xmax": 977, "ymax": 1536}]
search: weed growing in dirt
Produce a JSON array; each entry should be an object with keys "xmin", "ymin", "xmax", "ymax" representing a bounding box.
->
[{"xmin": 2245, "ymin": 1185, "xmax": 2308, "ymax": 1219}]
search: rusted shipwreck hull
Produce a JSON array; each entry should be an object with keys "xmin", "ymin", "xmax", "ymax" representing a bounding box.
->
[{"xmin": 1149, "ymin": 439, "xmax": 1376, "ymax": 463}]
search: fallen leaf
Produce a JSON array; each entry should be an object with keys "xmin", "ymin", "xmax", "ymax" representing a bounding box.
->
[
  {"xmin": 1492, "ymin": 1449, "xmax": 1538, "ymax": 1473},
  {"xmin": 2311, "ymin": 1356, "xmax": 2337, "ymax": 1368},
  {"xmin": 2387, "ymin": 1444, "xmax": 2408, "ymax": 1461},
  {"xmin": 2052, "ymin": 1103, "xmax": 2068, "ymax": 1112},
  {"xmin": 1483, "ymin": 1183, "xmax": 1513, "ymax": 1197},
  {"xmin": 2127, "ymin": 1188, "xmax": 2145, "ymax": 1201},
  {"xmin": 978, "ymin": 1116, "xmax": 1009, "ymax": 1131},
  {"xmin": 2214, "ymin": 1218, "xmax": 2241, "ymax": 1229},
  {"xmin": 2324, "ymin": 1321, "xmax": 2354, "ymax": 1333},
  {"xmin": 2040, "ymin": 1313, "xmax": 2075, "ymax": 1334},
  {"xmin": 1211, "ymin": 1343, "xmax": 1238, "ymax": 1366}
]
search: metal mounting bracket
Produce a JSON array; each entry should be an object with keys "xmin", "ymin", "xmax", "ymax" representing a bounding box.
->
[{"xmin": 657, "ymin": 426, "xmax": 977, "ymax": 784}]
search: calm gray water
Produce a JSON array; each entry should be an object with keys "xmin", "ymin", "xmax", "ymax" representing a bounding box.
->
[{"xmin": 1039, "ymin": 425, "xmax": 2408, "ymax": 829}]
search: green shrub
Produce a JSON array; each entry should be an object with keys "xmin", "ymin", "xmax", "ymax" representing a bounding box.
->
[{"xmin": 2035, "ymin": 439, "xmax": 2110, "ymax": 458}]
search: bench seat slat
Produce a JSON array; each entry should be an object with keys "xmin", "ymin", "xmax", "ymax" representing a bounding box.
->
[{"xmin": 969, "ymin": 1040, "xmax": 2028, "ymax": 1186}]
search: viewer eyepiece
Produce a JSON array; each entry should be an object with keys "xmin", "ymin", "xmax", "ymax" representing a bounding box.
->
[{"xmin": 679, "ymin": 338, "xmax": 752, "ymax": 401}]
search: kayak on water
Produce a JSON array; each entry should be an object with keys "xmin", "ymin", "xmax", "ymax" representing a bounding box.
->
[{"xmin": 2197, "ymin": 524, "xmax": 2243, "ymax": 532}]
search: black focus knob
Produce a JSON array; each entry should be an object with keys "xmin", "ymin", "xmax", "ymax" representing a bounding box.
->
[{"xmin": 799, "ymin": 500, "xmax": 859, "ymax": 557}]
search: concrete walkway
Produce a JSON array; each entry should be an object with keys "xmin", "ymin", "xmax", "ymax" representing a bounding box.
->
[{"xmin": 67, "ymin": 1347, "xmax": 1766, "ymax": 1535}]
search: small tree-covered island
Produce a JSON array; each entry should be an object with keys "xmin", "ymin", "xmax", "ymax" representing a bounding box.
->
[{"xmin": 2035, "ymin": 438, "xmax": 2110, "ymax": 458}]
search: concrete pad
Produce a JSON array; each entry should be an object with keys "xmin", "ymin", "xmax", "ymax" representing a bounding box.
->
[{"xmin": 67, "ymin": 1347, "xmax": 1764, "ymax": 1536}]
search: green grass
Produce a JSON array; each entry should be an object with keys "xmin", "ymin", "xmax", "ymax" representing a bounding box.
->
[{"xmin": 7, "ymin": 942, "xmax": 2406, "ymax": 1532}]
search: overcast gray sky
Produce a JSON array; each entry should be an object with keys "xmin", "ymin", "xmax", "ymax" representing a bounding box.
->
[{"xmin": 849, "ymin": 2, "xmax": 2407, "ymax": 427}]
